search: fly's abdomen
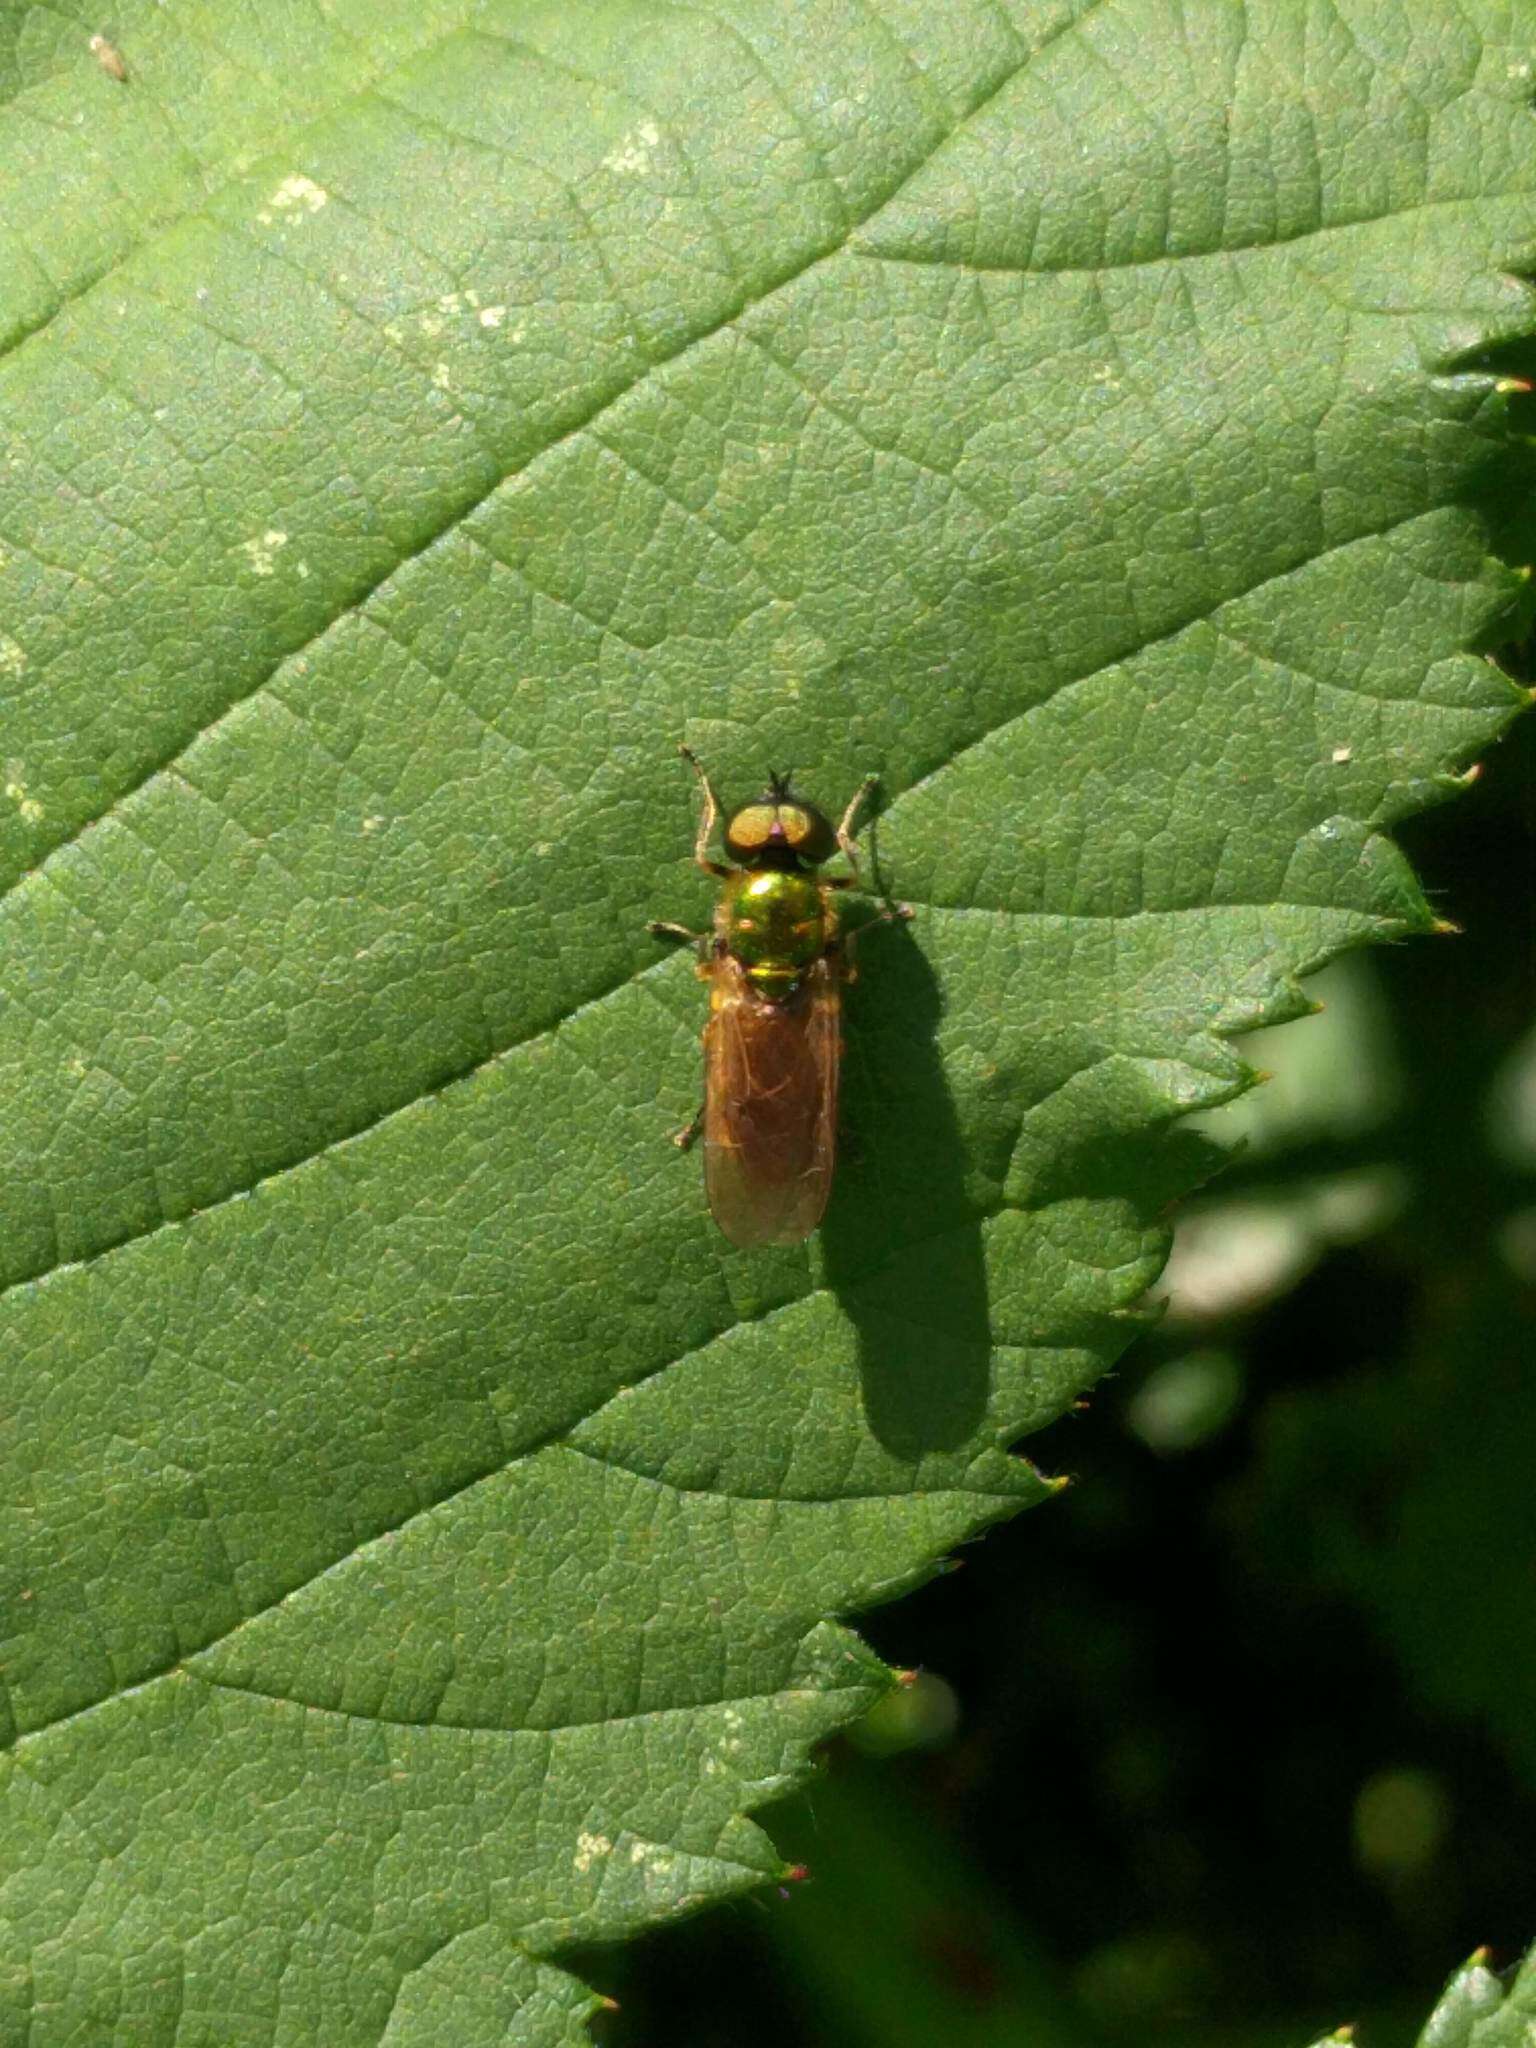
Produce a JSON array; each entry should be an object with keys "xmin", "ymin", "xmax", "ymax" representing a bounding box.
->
[{"xmin": 702, "ymin": 953, "xmax": 841, "ymax": 1247}]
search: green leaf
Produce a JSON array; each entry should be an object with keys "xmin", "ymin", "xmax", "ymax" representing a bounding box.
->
[
  {"xmin": 1310, "ymin": 1942, "xmax": 1536, "ymax": 2048},
  {"xmin": 1, "ymin": 0, "xmax": 1532, "ymax": 2036},
  {"xmin": 1417, "ymin": 1950, "xmax": 1508, "ymax": 2046},
  {"xmin": 764, "ymin": 1767, "xmax": 1094, "ymax": 2048},
  {"xmin": 1240, "ymin": 1275, "xmax": 1536, "ymax": 1793}
]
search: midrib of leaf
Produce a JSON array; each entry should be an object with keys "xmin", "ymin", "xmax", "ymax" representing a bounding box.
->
[{"xmin": 3, "ymin": 2, "xmax": 1534, "ymax": 2033}]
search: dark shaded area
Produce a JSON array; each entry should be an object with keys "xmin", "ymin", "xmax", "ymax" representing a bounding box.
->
[
  {"xmin": 821, "ymin": 913, "xmax": 992, "ymax": 1456},
  {"xmin": 575, "ymin": 711, "xmax": 1536, "ymax": 2046}
]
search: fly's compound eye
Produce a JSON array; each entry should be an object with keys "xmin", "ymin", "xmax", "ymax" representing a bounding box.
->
[
  {"xmin": 777, "ymin": 801, "xmax": 836, "ymax": 864},
  {"xmin": 724, "ymin": 803, "xmax": 778, "ymax": 856},
  {"xmin": 724, "ymin": 790, "xmax": 838, "ymax": 864}
]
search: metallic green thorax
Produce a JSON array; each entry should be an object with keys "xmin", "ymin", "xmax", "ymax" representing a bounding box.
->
[{"xmin": 721, "ymin": 868, "xmax": 828, "ymax": 996}]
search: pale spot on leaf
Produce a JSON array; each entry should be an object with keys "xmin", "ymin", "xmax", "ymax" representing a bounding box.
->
[
  {"xmin": 604, "ymin": 119, "xmax": 662, "ymax": 175},
  {"xmin": 241, "ymin": 530, "xmax": 289, "ymax": 575},
  {"xmin": 267, "ymin": 174, "xmax": 328, "ymax": 218}
]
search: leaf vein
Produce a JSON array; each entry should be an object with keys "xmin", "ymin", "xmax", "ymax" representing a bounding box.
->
[
  {"xmin": 648, "ymin": 0, "xmax": 859, "ymax": 227},
  {"xmin": 856, "ymin": 186, "xmax": 1536, "ymax": 278},
  {"xmin": 886, "ymin": 503, "xmax": 1468, "ymax": 813},
  {"xmin": 0, "ymin": 14, "xmax": 480, "ymax": 360},
  {"xmin": 184, "ymin": 1665, "xmax": 851, "ymax": 1740},
  {"xmin": 3, "ymin": 1287, "xmax": 829, "ymax": 1755},
  {"xmin": 0, "ymin": 951, "xmax": 669, "ymax": 1312},
  {"xmin": 560, "ymin": 1438, "xmax": 1027, "ymax": 1509},
  {"xmin": 466, "ymin": 24, "xmax": 744, "ymax": 286},
  {"xmin": 0, "ymin": 507, "xmax": 1469, "ymax": 1311},
  {"xmin": 0, "ymin": 4, "xmax": 1090, "ymax": 911}
]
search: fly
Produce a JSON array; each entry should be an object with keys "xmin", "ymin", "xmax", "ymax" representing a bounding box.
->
[{"xmin": 649, "ymin": 746, "xmax": 909, "ymax": 1248}]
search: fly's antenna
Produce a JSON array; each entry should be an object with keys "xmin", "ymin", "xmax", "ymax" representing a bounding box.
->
[{"xmin": 767, "ymin": 767, "xmax": 793, "ymax": 797}]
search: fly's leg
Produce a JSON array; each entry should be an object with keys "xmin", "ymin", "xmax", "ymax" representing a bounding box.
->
[
  {"xmin": 833, "ymin": 772, "xmax": 879, "ymax": 888},
  {"xmin": 656, "ymin": 746, "xmax": 728, "ymax": 952},
  {"xmin": 679, "ymin": 744, "xmax": 733, "ymax": 878},
  {"xmin": 838, "ymin": 899, "xmax": 915, "ymax": 983},
  {"xmin": 670, "ymin": 1106, "xmax": 704, "ymax": 1150},
  {"xmin": 647, "ymin": 921, "xmax": 718, "ymax": 981},
  {"xmin": 830, "ymin": 772, "xmax": 909, "ymax": 926}
]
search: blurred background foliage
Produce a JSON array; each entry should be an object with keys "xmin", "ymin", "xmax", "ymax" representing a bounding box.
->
[{"xmin": 577, "ymin": 702, "xmax": 1535, "ymax": 2047}]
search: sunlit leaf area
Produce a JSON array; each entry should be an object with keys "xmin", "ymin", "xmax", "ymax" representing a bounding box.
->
[{"xmin": 0, "ymin": 0, "xmax": 1533, "ymax": 2040}]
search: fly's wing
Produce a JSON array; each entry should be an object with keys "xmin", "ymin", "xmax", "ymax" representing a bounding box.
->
[{"xmin": 702, "ymin": 953, "xmax": 841, "ymax": 1248}]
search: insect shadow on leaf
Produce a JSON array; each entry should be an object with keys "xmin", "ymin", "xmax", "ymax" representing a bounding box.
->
[{"xmin": 818, "ymin": 811, "xmax": 990, "ymax": 1458}]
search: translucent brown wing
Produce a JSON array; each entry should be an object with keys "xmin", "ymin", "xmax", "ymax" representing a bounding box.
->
[{"xmin": 702, "ymin": 952, "xmax": 841, "ymax": 1248}]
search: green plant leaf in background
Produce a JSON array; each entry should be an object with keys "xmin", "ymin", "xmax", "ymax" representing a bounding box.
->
[
  {"xmin": 1415, "ymin": 1950, "xmax": 1516, "ymax": 2045},
  {"xmin": 1302, "ymin": 1943, "xmax": 1536, "ymax": 2047},
  {"xmin": 0, "ymin": 0, "xmax": 1532, "ymax": 2037},
  {"xmin": 1240, "ymin": 1274, "xmax": 1536, "ymax": 1803}
]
